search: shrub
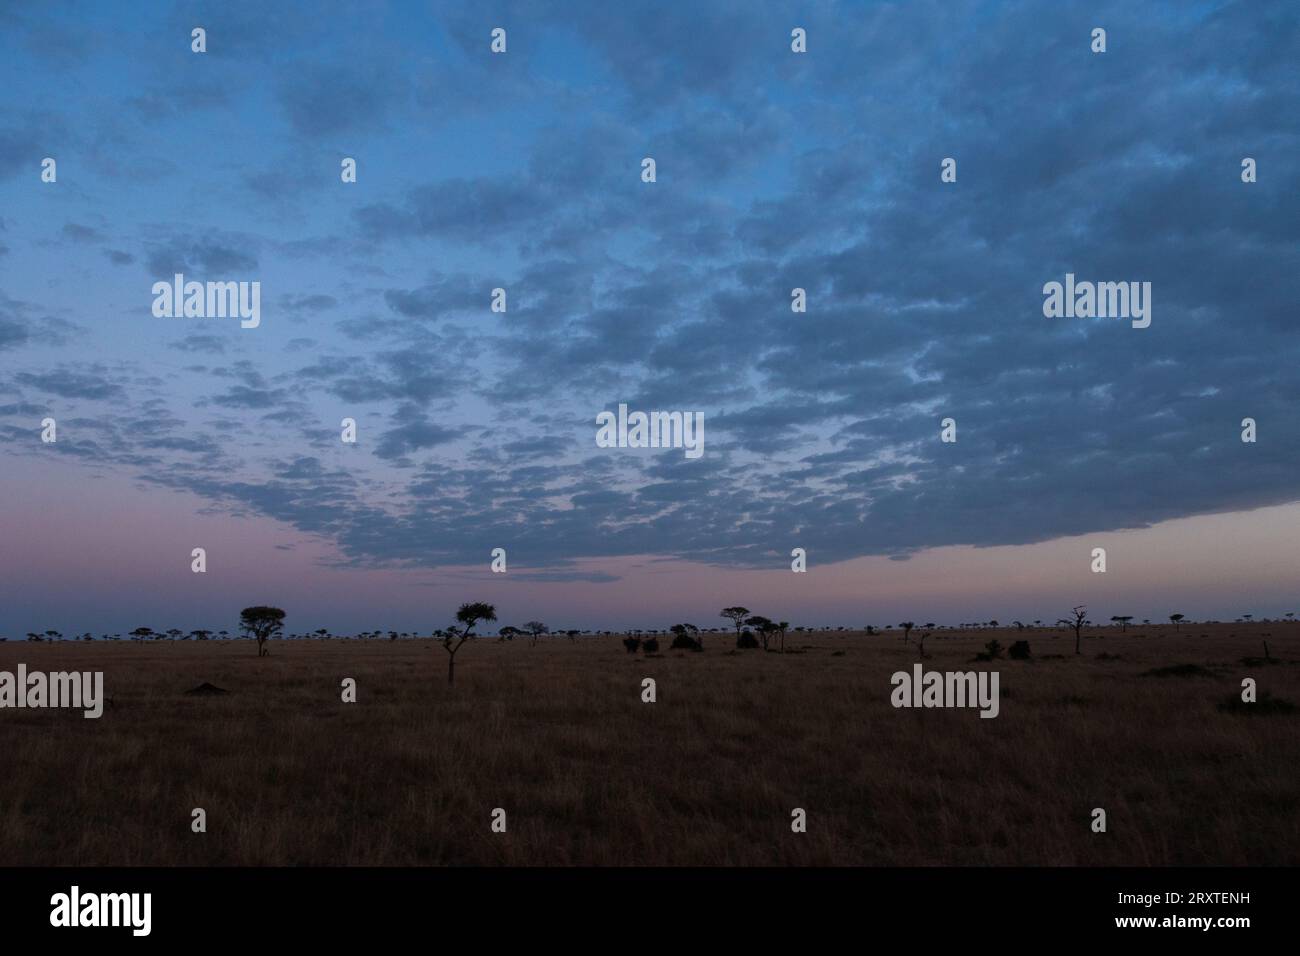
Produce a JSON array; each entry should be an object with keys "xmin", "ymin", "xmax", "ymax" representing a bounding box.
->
[
  {"xmin": 670, "ymin": 633, "xmax": 703, "ymax": 652},
  {"xmin": 1009, "ymin": 640, "xmax": 1031, "ymax": 660},
  {"xmin": 622, "ymin": 636, "xmax": 641, "ymax": 654}
]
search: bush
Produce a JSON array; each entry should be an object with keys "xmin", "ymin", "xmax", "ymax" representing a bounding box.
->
[
  {"xmin": 737, "ymin": 629, "xmax": 761, "ymax": 649},
  {"xmin": 1009, "ymin": 640, "xmax": 1031, "ymax": 660},
  {"xmin": 622, "ymin": 636, "xmax": 641, "ymax": 654},
  {"xmin": 643, "ymin": 636, "xmax": 659, "ymax": 653},
  {"xmin": 670, "ymin": 633, "xmax": 703, "ymax": 652}
]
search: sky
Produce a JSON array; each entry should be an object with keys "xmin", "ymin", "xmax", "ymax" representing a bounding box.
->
[{"xmin": 1, "ymin": 0, "xmax": 1298, "ymax": 637}]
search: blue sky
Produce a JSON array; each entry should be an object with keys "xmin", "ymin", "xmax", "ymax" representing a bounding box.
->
[{"xmin": 1, "ymin": 1, "xmax": 1298, "ymax": 635}]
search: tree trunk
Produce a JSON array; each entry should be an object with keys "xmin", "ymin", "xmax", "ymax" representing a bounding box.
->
[{"xmin": 448, "ymin": 654, "xmax": 455, "ymax": 685}]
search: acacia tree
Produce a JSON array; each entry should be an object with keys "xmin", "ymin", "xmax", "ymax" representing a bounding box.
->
[
  {"xmin": 1059, "ymin": 605, "xmax": 1087, "ymax": 655},
  {"xmin": 442, "ymin": 602, "xmax": 496, "ymax": 685},
  {"xmin": 523, "ymin": 621, "xmax": 548, "ymax": 647},
  {"xmin": 720, "ymin": 607, "xmax": 750, "ymax": 644},
  {"xmin": 1169, "ymin": 613, "xmax": 1184, "ymax": 631},
  {"xmin": 745, "ymin": 615, "xmax": 776, "ymax": 650},
  {"xmin": 776, "ymin": 620, "xmax": 790, "ymax": 653},
  {"xmin": 899, "ymin": 621, "xmax": 915, "ymax": 643},
  {"xmin": 240, "ymin": 607, "xmax": 285, "ymax": 657},
  {"xmin": 1111, "ymin": 615, "xmax": 1133, "ymax": 633}
]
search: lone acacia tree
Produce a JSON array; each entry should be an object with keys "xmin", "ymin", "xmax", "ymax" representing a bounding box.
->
[
  {"xmin": 240, "ymin": 606, "xmax": 285, "ymax": 657},
  {"xmin": 1111, "ymin": 615, "xmax": 1133, "ymax": 633},
  {"xmin": 442, "ymin": 602, "xmax": 496, "ymax": 685},
  {"xmin": 1169, "ymin": 613, "xmax": 1184, "ymax": 631},
  {"xmin": 720, "ymin": 607, "xmax": 750, "ymax": 644},
  {"xmin": 899, "ymin": 621, "xmax": 915, "ymax": 642},
  {"xmin": 523, "ymin": 620, "xmax": 548, "ymax": 647},
  {"xmin": 1059, "ymin": 605, "xmax": 1087, "ymax": 655}
]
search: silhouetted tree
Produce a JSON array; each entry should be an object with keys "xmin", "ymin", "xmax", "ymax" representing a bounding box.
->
[
  {"xmin": 524, "ymin": 621, "xmax": 548, "ymax": 647},
  {"xmin": 777, "ymin": 621, "xmax": 790, "ymax": 653},
  {"xmin": 1169, "ymin": 613, "xmax": 1184, "ymax": 631},
  {"xmin": 1059, "ymin": 605, "xmax": 1086, "ymax": 654},
  {"xmin": 720, "ymin": 607, "xmax": 750, "ymax": 645},
  {"xmin": 442, "ymin": 602, "xmax": 496, "ymax": 685},
  {"xmin": 899, "ymin": 621, "xmax": 915, "ymax": 642},
  {"xmin": 240, "ymin": 607, "xmax": 285, "ymax": 657},
  {"xmin": 1111, "ymin": 615, "xmax": 1133, "ymax": 632},
  {"xmin": 745, "ymin": 615, "xmax": 776, "ymax": 650}
]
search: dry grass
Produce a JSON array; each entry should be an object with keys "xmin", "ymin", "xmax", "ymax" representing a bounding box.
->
[{"xmin": 0, "ymin": 624, "xmax": 1296, "ymax": 865}]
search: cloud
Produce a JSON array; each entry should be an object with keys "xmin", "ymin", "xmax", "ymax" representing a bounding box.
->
[
  {"xmin": 374, "ymin": 406, "xmax": 468, "ymax": 461},
  {"xmin": 169, "ymin": 334, "xmax": 227, "ymax": 354},
  {"xmin": 145, "ymin": 236, "xmax": 259, "ymax": 276},
  {"xmin": 14, "ymin": 368, "xmax": 123, "ymax": 400},
  {"xmin": 0, "ymin": 0, "xmax": 1297, "ymax": 588},
  {"xmin": 62, "ymin": 222, "xmax": 104, "ymax": 243}
]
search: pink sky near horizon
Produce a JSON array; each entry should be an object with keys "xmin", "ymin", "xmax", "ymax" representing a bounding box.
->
[{"xmin": 2, "ymin": 455, "xmax": 1298, "ymax": 637}]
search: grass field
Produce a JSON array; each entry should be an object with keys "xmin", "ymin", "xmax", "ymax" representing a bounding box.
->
[{"xmin": 0, "ymin": 624, "xmax": 1296, "ymax": 866}]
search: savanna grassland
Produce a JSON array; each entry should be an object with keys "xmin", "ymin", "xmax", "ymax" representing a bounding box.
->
[{"xmin": 0, "ymin": 624, "xmax": 1296, "ymax": 866}]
